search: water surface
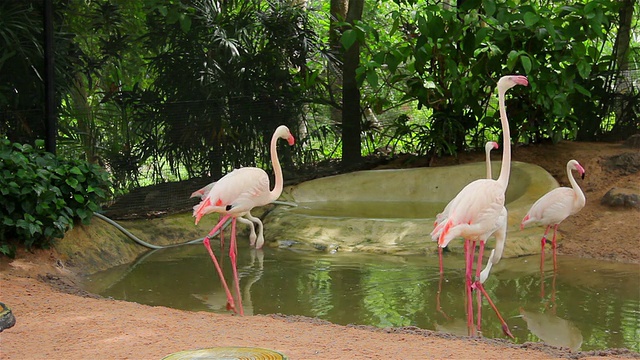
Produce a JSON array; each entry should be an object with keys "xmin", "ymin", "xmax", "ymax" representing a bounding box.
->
[{"xmin": 83, "ymin": 243, "xmax": 639, "ymax": 352}]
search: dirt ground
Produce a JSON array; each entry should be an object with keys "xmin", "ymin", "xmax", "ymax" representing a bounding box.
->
[{"xmin": 0, "ymin": 140, "xmax": 639, "ymax": 360}]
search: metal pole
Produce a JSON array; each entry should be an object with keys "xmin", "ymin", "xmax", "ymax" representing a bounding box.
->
[{"xmin": 43, "ymin": 0, "xmax": 56, "ymax": 154}]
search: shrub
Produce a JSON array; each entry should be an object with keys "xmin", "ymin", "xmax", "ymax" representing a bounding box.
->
[{"xmin": 0, "ymin": 138, "xmax": 111, "ymax": 257}]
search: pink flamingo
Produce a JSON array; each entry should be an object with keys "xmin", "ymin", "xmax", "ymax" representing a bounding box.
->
[
  {"xmin": 520, "ymin": 159, "xmax": 586, "ymax": 271},
  {"xmin": 193, "ymin": 125, "xmax": 295, "ymax": 315},
  {"xmin": 433, "ymin": 141, "xmax": 499, "ymax": 273},
  {"xmin": 431, "ymin": 75, "xmax": 528, "ymax": 338}
]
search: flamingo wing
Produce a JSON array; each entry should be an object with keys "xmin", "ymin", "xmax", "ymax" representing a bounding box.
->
[
  {"xmin": 522, "ymin": 187, "xmax": 576, "ymax": 227},
  {"xmin": 435, "ymin": 179, "xmax": 505, "ymax": 247},
  {"xmin": 191, "ymin": 182, "xmax": 216, "ymax": 199}
]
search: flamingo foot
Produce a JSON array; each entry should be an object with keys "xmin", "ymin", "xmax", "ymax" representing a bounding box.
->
[{"xmin": 502, "ymin": 323, "xmax": 514, "ymax": 339}]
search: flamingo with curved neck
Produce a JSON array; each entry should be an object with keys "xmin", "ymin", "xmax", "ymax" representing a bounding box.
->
[
  {"xmin": 521, "ymin": 159, "xmax": 586, "ymax": 271},
  {"xmin": 192, "ymin": 125, "xmax": 295, "ymax": 315},
  {"xmin": 430, "ymin": 75, "xmax": 528, "ymax": 338}
]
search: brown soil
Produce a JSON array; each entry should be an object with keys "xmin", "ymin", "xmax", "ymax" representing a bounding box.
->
[{"xmin": 1, "ymin": 140, "xmax": 639, "ymax": 359}]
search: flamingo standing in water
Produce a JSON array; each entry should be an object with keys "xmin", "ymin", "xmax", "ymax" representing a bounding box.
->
[
  {"xmin": 521, "ymin": 159, "xmax": 586, "ymax": 271},
  {"xmin": 193, "ymin": 125, "xmax": 295, "ymax": 315},
  {"xmin": 433, "ymin": 141, "xmax": 499, "ymax": 273},
  {"xmin": 431, "ymin": 75, "xmax": 528, "ymax": 338}
]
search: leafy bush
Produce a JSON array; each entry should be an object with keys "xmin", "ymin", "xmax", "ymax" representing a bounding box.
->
[{"xmin": 0, "ymin": 138, "xmax": 111, "ymax": 257}]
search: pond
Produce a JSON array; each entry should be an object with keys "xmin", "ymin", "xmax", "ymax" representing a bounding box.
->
[{"xmin": 83, "ymin": 241, "xmax": 640, "ymax": 352}]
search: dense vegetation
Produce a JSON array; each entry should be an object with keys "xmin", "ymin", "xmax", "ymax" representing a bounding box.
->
[{"xmin": 0, "ymin": 139, "xmax": 110, "ymax": 256}]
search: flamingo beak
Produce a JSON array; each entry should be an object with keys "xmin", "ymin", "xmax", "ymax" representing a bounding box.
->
[
  {"xmin": 287, "ymin": 134, "xmax": 295, "ymax": 146},
  {"xmin": 581, "ymin": 172, "xmax": 585, "ymax": 180},
  {"xmin": 515, "ymin": 76, "xmax": 529, "ymax": 86}
]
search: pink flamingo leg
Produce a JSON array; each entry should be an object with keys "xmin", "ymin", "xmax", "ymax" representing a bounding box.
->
[
  {"xmin": 540, "ymin": 225, "xmax": 551, "ymax": 272},
  {"xmin": 551, "ymin": 224, "xmax": 559, "ymax": 271},
  {"xmin": 466, "ymin": 240, "xmax": 476, "ymax": 336},
  {"xmin": 473, "ymin": 280, "xmax": 514, "ymax": 339},
  {"xmin": 203, "ymin": 214, "xmax": 236, "ymax": 313},
  {"xmin": 220, "ymin": 226, "xmax": 224, "ymax": 250},
  {"xmin": 475, "ymin": 240, "xmax": 485, "ymax": 331},
  {"xmin": 438, "ymin": 246, "xmax": 443, "ymax": 274},
  {"xmin": 540, "ymin": 268, "xmax": 546, "ymax": 299},
  {"xmin": 229, "ymin": 218, "xmax": 244, "ymax": 316}
]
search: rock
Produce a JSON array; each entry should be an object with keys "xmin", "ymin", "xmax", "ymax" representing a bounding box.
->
[
  {"xmin": 601, "ymin": 187, "xmax": 640, "ymax": 209},
  {"xmin": 604, "ymin": 152, "xmax": 640, "ymax": 174},
  {"xmin": 623, "ymin": 134, "xmax": 640, "ymax": 148},
  {"xmin": 0, "ymin": 302, "xmax": 16, "ymax": 332}
]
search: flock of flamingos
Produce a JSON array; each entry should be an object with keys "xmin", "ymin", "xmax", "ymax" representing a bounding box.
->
[{"xmin": 189, "ymin": 75, "xmax": 587, "ymax": 339}]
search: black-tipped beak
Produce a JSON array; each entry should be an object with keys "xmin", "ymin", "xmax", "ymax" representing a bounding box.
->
[{"xmin": 581, "ymin": 172, "xmax": 585, "ymax": 180}]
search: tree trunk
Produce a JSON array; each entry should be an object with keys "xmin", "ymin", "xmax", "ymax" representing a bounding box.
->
[
  {"xmin": 341, "ymin": 0, "xmax": 364, "ymax": 166},
  {"xmin": 610, "ymin": 0, "xmax": 637, "ymax": 139},
  {"xmin": 329, "ymin": 0, "xmax": 347, "ymax": 130}
]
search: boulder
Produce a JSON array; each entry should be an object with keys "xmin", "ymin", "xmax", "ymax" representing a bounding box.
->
[{"xmin": 601, "ymin": 187, "xmax": 640, "ymax": 209}]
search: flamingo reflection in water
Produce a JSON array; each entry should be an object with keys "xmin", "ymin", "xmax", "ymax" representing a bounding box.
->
[
  {"xmin": 519, "ymin": 306, "xmax": 583, "ymax": 351},
  {"xmin": 192, "ymin": 248, "xmax": 264, "ymax": 316}
]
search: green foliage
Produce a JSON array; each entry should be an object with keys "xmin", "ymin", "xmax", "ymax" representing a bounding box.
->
[
  {"xmin": 0, "ymin": 138, "xmax": 111, "ymax": 256},
  {"xmin": 133, "ymin": 0, "xmax": 320, "ymax": 181},
  {"xmin": 354, "ymin": 0, "xmax": 626, "ymax": 155}
]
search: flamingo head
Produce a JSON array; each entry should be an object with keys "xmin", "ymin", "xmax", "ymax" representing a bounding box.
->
[
  {"xmin": 275, "ymin": 125, "xmax": 295, "ymax": 146},
  {"xmin": 485, "ymin": 141, "xmax": 499, "ymax": 153},
  {"xmin": 569, "ymin": 159, "xmax": 585, "ymax": 180},
  {"xmin": 498, "ymin": 75, "xmax": 529, "ymax": 92}
]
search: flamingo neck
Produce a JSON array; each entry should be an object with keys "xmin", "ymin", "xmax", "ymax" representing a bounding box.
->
[
  {"xmin": 269, "ymin": 132, "xmax": 284, "ymax": 202},
  {"xmin": 485, "ymin": 147, "xmax": 492, "ymax": 179},
  {"xmin": 497, "ymin": 89, "xmax": 511, "ymax": 189},
  {"xmin": 567, "ymin": 163, "xmax": 585, "ymax": 209}
]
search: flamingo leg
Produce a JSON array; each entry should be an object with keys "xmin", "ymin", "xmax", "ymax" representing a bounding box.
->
[
  {"xmin": 229, "ymin": 218, "xmax": 244, "ymax": 316},
  {"xmin": 473, "ymin": 280, "xmax": 514, "ymax": 339},
  {"xmin": 550, "ymin": 270, "xmax": 557, "ymax": 314},
  {"xmin": 540, "ymin": 268, "xmax": 545, "ymax": 299},
  {"xmin": 551, "ymin": 224, "xmax": 559, "ymax": 271},
  {"xmin": 220, "ymin": 226, "xmax": 224, "ymax": 250},
  {"xmin": 466, "ymin": 240, "xmax": 477, "ymax": 336},
  {"xmin": 438, "ymin": 246, "xmax": 443, "ymax": 274},
  {"xmin": 203, "ymin": 214, "xmax": 236, "ymax": 313},
  {"xmin": 540, "ymin": 225, "xmax": 551, "ymax": 272},
  {"xmin": 475, "ymin": 240, "xmax": 485, "ymax": 332}
]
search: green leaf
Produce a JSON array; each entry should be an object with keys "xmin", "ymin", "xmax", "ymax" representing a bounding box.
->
[
  {"xmin": 520, "ymin": 56, "xmax": 532, "ymax": 74},
  {"xmin": 506, "ymin": 50, "xmax": 519, "ymax": 71},
  {"xmin": 74, "ymin": 194, "xmax": 86, "ymax": 204},
  {"xmin": 583, "ymin": 1, "xmax": 598, "ymax": 14},
  {"xmin": 577, "ymin": 60, "xmax": 591, "ymax": 79},
  {"xmin": 366, "ymin": 69, "xmax": 379, "ymax": 88},
  {"xmin": 179, "ymin": 15, "xmax": 191, "ymax": 33},
  {"xmin": 66, "ymin": 178, "xmax": 79, "ymax": 188},
  {"xmin": 482, "ymin": 0, "xmax": 496, "ymax": 16},
  {"xmin": 574, "ymin": 84, "xmax": 591, "ymax": 97},
  {"xmin": 523, "ymin": 12, "xmax": 539, "ymax": 27},
  {"xmin": 341, "ymin": 30, "xmax": 357, "ymax": 50},
  {"xmin": 69, "ymin": 166, "xmax": 83, "ymax": 175}
]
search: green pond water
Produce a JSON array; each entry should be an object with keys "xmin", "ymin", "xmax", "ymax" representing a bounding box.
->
[{"xmin": 83, "ymin": 242, "xmax": 640, "ymax": 352}]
